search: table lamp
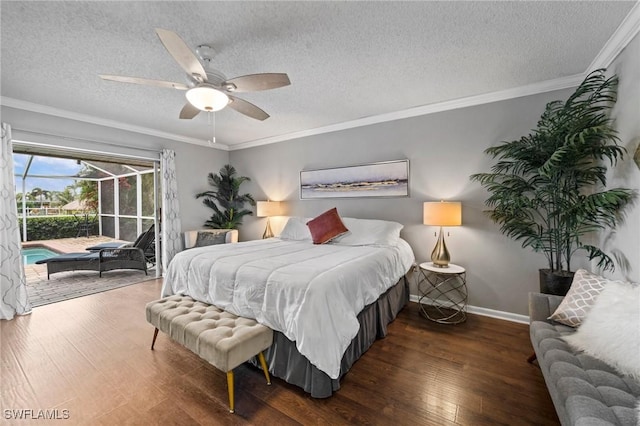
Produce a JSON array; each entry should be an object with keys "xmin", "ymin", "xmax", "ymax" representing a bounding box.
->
[
  {"xmin": 423, "ymin": 201, "xmax": 462, "ymax": 268},
  {"xmin": 256, "ymin": 201, "xmax": 281, "ymax": 239}
]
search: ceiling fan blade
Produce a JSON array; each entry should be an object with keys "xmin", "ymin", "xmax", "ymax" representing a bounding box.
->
[
  {"xmin": 224, "ymin": 73, "xmax": 290, "ymax": 93},
  {"xmin": 155, "ymin": 28, "xmax": 207, "ymax": 82},
  {"xmin": 227, "ymin": 95, "xmax": 269, "ymax": 121},
  {"xmin": 100, "ymin": 75, "xmax": 189, "ymax": 90},
  {"xmin": 179, "ymin": 102, "xmax": 201, "ymax": 119}
]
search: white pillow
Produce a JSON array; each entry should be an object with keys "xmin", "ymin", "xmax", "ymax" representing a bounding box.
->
[
  {"xmin": 278, "ymin": 217, "xmax": 312, "ymax": 241},
  {"xmin": 330, "ymin": 217, "xmax": 403, "ymax": 246},
  {"xmin": 562, "ymin": 280, "xmax": 640, "ymax": 380},
  {"xmin": 549, "ymin": 269, "xmax": 615, "ymax": 327}
]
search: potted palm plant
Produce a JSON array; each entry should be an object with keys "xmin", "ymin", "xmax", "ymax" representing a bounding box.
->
[
  {"xmin": 196, "ymin": 164, "xmax": 256, "ymax": 229},
  {"xmin": 470, "ymin": 69, "xmax": 634, "ymax": 295}
]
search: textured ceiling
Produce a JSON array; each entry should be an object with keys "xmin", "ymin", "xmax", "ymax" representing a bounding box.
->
[{"xmin": 1, "ymin": 1, "xmax": 636, "ymax": 150}]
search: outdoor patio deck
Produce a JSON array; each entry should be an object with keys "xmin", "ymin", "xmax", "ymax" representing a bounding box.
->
[{"xmin": 23, "ymin": 236, "xmax": 155, "ymax": 307}]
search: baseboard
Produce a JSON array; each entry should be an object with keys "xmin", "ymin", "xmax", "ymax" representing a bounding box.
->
[{"xmin": 409, "ymin": 295, "xmax": 529, "ymax": 324}]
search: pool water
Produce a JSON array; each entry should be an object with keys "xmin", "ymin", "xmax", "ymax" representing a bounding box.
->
[{"xmin": 22, "ymin": 247, "xmax": 59, "ymax": 265}]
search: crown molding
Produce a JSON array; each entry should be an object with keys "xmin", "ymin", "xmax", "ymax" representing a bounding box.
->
[
  {"xmin": 0, "ymin": 97, "xmax": 230, "ymax": 151},
  {"xmin": 230, "ymin": 3, "xmax": 640, "ymax": 151},
  {"xmin": 588, "ymin": 1, "xmax": 640, "ymax": 71},
  {"xmin": 4, "ymin": 2, "xmax": 638, "ymax": 154},
  {"xmin": 229, "ymin": 73, "xmax": 584, "ymax": 151}
]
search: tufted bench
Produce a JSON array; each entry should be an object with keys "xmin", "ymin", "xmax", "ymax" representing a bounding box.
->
[
  {"xmin": 145, "ymin": 295, "xmax": 273, "ymax": 413},
  {"xmin": 529, "ymin": 292, "xmax": 640, "ymax": 425}
]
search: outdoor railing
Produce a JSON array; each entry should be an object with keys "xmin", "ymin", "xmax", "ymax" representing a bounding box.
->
[{"xmin": 17, "ymin": 208, "xmax": 86, "ymax": 216}]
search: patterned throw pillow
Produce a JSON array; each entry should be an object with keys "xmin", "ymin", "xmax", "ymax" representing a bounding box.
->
[
  {"xmin": 195, "ymin": 231, "xmax": 228, "ymax": 247},
  {"xmin": 549, "ymin": 269, "xmax": 617, "ymax": 327}
]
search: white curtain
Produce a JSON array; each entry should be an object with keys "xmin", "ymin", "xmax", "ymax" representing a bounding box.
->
[
  {"xmin": 161, "ymin": 149, "xmax": 182, "ymax": 274},
  {"xmin": 0, "ymin": 123, "xmax": 32, "ymax": 320}
]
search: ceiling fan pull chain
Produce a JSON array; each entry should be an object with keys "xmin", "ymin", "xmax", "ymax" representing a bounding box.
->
[
  {"xmin": 207, "ymin": 111, "xmax": 212, "ymax": 146},
  {"xmin": 212, "ymin": 111, "xmax": 216, "ymax": 144},
  {"xmin": 207, "ymin": 111, "xmax": 216, "ymax": 146}
]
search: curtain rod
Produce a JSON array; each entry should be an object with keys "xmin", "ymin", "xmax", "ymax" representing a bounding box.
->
[{"xmin": 12, "ymin": 128, "xmax": 163, "ymax": 157}]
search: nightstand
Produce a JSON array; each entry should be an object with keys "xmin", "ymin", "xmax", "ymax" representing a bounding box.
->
[{"xmin": 416, "ymin": 262, "xmax": 467, "ymax": 324}]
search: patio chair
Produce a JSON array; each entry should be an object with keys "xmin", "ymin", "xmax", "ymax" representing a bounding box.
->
[
  {"xmin": 36, "ymin": 225, "xmax": 155, "ymax": 279},
  {"xmin": 86, "ymin": 224, "xmax": 156, "ymax": 259},
  {"xmin": 74, "ymin": 212, "xmax": 98, "ymax": 237}
]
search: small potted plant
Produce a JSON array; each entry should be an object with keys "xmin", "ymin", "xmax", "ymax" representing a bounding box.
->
[
  {"xmin": 196, "ymin": 164, "xmax": 256, "ymax": 229},
  {"xmin": 471, "ymin": 69, "xmax": 634, "ymax": 295}
]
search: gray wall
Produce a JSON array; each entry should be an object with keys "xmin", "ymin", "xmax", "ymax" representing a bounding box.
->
[
  {"xmin": 600, "ymin": 32, "xmax": 640, "ymax": 283},
  {"xmin": 4, "ymin": 32, "xmax": 637, "ymax": 316},
  {"xmin": 2, "ymin": 106, "xmax": 229, "ymax": 232},
  {"xmin": 230, "ymin": 86, "xmax": 624, "ymax": 316}
]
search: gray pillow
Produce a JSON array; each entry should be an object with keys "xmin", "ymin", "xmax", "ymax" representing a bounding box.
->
[{"xmin": 195, "ymin": 231, "xmax": 227, "ymax": 247}]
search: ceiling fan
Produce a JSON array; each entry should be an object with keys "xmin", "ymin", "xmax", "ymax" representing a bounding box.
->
[{"xmin": 100, "ymin": 28, "xmax": 290, "ymax": 121}]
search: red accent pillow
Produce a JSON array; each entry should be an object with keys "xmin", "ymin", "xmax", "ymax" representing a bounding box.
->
[{"xmin": 306, "ymin": 208, "xmax": 349, "ymax": 244}]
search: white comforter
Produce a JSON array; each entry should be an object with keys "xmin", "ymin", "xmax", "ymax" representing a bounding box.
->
[{"xmin": 162, "ymin": 238, "xmax": 414, "ymax": 379}]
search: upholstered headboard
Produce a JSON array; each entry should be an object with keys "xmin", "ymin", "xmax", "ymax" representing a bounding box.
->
[{"xmin": 183, "ymin": 229, "xmax": 239, "ymax": 249}]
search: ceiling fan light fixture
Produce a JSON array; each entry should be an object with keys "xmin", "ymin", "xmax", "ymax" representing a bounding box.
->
[{"xmin": 185, "ymin": 85, "xmax": 229, "ymax": 112}]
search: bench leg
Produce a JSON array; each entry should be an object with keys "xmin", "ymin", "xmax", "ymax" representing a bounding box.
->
[
  {"xmin": 151, "ymin": 328, "xmax": 159, "ymax": 350},
  {"xmin": 258, "ymin": 352, "xmax": 271, "ymax": 385},
  {"xmin": 227, "ymin": 370, "xmax": 235, "ymax": 413}
]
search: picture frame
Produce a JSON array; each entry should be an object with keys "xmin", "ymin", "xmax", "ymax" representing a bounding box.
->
[{"xmin": 300, "ymin": 159, "xmax": 409, "ymax": 199}]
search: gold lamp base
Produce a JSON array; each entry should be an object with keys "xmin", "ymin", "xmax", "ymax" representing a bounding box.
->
[
  {"xmin": 262, "ymin": 218, "xmax": 274, "ymax": 239},
  {"xmin": 430, "ymin": 226, "xmax": 451, "ymax": 268}
]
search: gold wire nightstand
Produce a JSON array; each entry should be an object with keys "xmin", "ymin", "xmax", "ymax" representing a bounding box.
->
[{"xmin": 416, "ymin": 262, "xmax": 467, "ymax": 324}]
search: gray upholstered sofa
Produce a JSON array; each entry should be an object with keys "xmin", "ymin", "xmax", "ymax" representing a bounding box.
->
[{"xmin": 528, "ymin": 292, "xmax": 640, "ymax": 426}]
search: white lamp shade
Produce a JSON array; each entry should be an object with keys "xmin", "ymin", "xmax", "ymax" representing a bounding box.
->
[
  {"xmin": 423, "ymin": 201, "xmax": 462, "ymax": 226},
  {"xmin": 256, "ymin": 201, "xmax": 281, "ymax": 217},
  {"xmin": 185, "ymin": 86, "xmax": 229, "ymax": 111}
]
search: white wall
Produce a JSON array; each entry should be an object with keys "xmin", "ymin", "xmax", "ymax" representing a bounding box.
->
[{"xmin": 1, "ymin": 106, "xmax": 229, "ymax": 232}]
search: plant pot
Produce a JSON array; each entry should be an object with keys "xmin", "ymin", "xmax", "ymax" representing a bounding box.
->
[{"xmin": 539, "ymin": 269, "xmax": 575, "ymax": 296}]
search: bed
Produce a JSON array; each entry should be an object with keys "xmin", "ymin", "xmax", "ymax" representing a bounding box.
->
[{"xmin": 162, "ymin": 216, "xmax": 415, "ymax": 397}]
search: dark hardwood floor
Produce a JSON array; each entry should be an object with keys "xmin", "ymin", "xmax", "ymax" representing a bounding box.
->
[{"xmin": 1, "ymin": 279, "xmax": 558, "ymax": 425}]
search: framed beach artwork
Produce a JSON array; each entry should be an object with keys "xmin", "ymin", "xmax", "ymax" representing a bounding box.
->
[{"xmin": 300, "ymin": 159, "xmax": 409, "ymax": 199}]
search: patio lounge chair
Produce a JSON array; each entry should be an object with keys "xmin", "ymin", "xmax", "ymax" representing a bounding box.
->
[
  {"xmin": 36, "ymin": 225, "xmax": 155, "ymax": 279},
  {"xmin": 86, "ymin": 224, "xmax": 157, "ymax": 264}
]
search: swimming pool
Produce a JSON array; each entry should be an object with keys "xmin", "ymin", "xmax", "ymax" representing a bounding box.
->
[{"xmin": 22, "ymin": 247, "xmax": 59, "ymax": 265}]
